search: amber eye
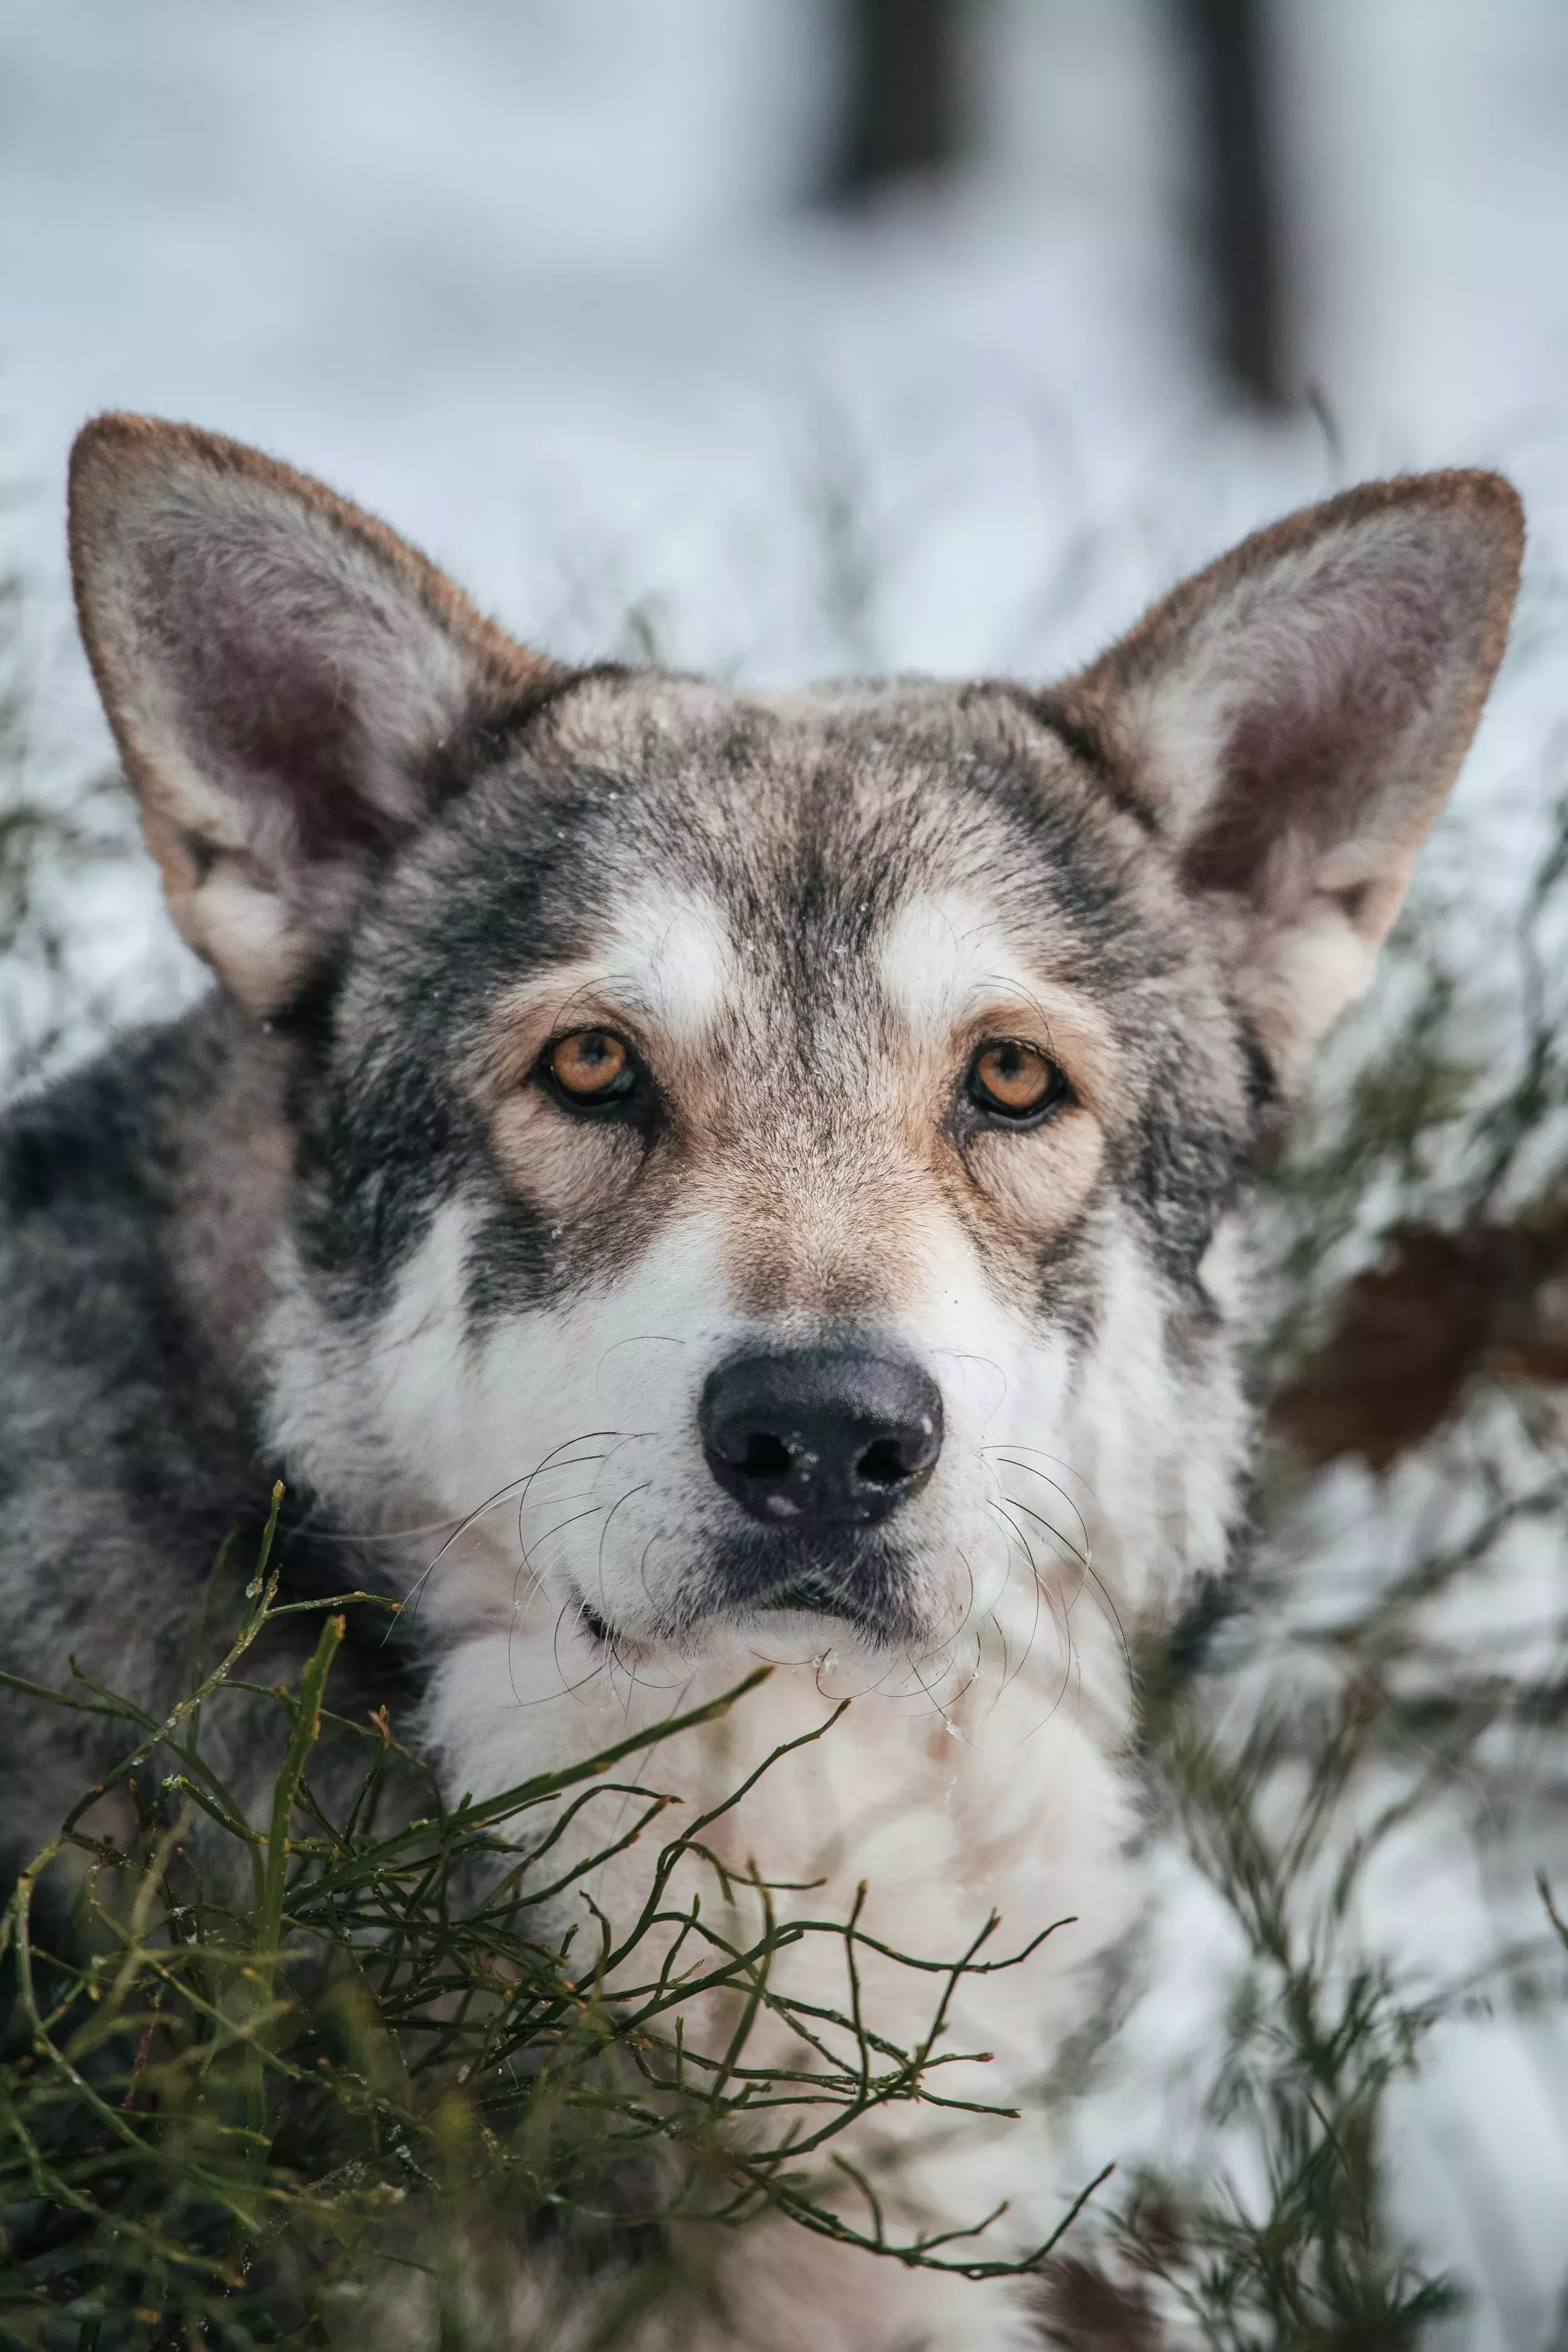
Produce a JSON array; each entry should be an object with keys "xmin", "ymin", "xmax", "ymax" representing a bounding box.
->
[
  {"xmin": 545, "ymin": 1029, "xmax": 635, "ymax": 1103},
  {"xmin": 967, "ymin": 1039, "xmax": 1068, "ymax": 1125}
]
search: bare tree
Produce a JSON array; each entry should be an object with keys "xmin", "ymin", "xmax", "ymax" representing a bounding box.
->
[
  {"xmin": 822, "ymin": 0, "xmax": 965, "ymax": 204},
  {"xmin": 1178, "ymin": 0, "xmax": 1293, "ymax": 410},
  {"xmin": 819, "ymin": 0, "xmax": 1291, "ymax": 411}
]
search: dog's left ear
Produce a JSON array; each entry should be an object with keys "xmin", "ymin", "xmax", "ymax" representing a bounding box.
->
[
  {"xmin": 1051, "ymin": 472, "xmax": 1523, "ymax": 1086},
  {"xmin": 69, "ymin": 413, "xmax": 563, "ymax": 1015}
]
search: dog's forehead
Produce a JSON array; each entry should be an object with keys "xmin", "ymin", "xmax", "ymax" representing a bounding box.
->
[
  {"xmin": 528, "ymin": 668, "xmax": 1129, "ymax": 1021},
  {"xmin": 544, "ymin": 666, "xmax": 1044, "ymax": 850},
  {"xmin": 580, "ymin": 882, "xmax": 1042, "ymax": 1040}
]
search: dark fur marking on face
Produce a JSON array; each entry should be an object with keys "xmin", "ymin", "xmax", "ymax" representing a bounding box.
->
[
  {"xmin": 978, "ymin": 678, "xmax": 1162, "ymax": 841},
  {"xmin": 971, "ymin": 755, "xmax": 1165, "ymax": 979},
  {"xmin": 283, "ymin": 739, "xmax": 651, "ymax": 1316},
  {"xmin": 264, "ymin": 946, "xmax": 349, "ymax": 1059},
  {"xmin": 1130, "ymin": 1091, "xmax": 1251, "ymax": 1288},
  {"xmin": 689, "ymin": 1527, "xmax": 925, "ymax": 1648},
  {"xmin": 1029, "ymin": 1210, "xmax": 1104, "ymax": 1352},
  {"xmin": 462, "ymin": 1195, "xmax": 560, "ymax": 1322},
  {"xmin": 290, "ymin": 1061, "xmax": 476, "ymax": 1313},
  {"xmin": 418, "ymin": 662, "xmax": 632, "ymax": 815}
]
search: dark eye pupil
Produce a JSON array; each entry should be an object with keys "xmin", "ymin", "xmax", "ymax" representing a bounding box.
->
[
  {"xmin": 969, "ymin": 1040, "xmax": 1063, "ymax": 1123},
  {"xmin": 547, "ymin": 1029, "xmax": 635, "ymax": 1103}
]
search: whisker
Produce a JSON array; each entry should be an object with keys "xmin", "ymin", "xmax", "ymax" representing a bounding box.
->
[
  {"xmin": 391, "ymin": 1481, "xmax": 546, "ymax": 1637},
  {"xmin": 508, "ymin": 1504, "xmax": 611, "ymax": 1701},
  {"xmin": 635, "ymin": 1530, "xmax": 664, "ymax": 1621},
  {"xmin": 904, "ymin": 1646, "xmax": 956, "ymax": 1723},
  {"xmin": 306, "ymin": 1446, "xmax": 623, "ymax": 1549},
  {"xmin": 977, "ymin": 1502, "xmax": 1037, "ymax": 1713},
  {"xmin": 976, "ymin": 1448, "xmax": 1091, "ymax": 1698},
  {"xmin": 977, "ymin": 1605, "xmax": 1016, "ymax": 1724},
  {"xmin": 398, "ymin": 1432, "xmax": 628, "ymax": 1629},
  {"xmin": 504, "ymin": 1484, "xmax": 632, "ymax": 1641},
  {"xmin": 551, "ymin": 1596, "xmax": 612, "ymax": 1701},
  {"xmin": 986, "ymin": 1497, "xmax": 1073, "ymax": 1685},
  {"xmin": 941, "ymin": 1539, "xmax": 980, "ymax": 1651},
  {"xmin": 926, "ymin": 1347, "xmax": 1009, "ymax": 1423},
  {"xmin": 996, "ymin": 1488, "xmax": 1091, "ymax": 1577},
  {"xmin": 987, "ymin": 1501, "xmax": 1079, "ymax": 1734},
  {"xmin": 928, "ymin": 1555, "xmax": 987, "ymax": 1711},
  {"xmin": 1006, "ymin": 1523, "xmax": 1045, "ymax": 1695},
  {"xmin": 1000, "ymin": 1491, "xmax": 1129, "ymax": 1675},
  {"xmin": 595, "ymin": 1482, "xmax": 651, "ymax": 1625},
  {"xmin": 297, "ymin": 1514, "xmax": 474, "ymax": 1546},
  {"xmin": 978, "ymin": 1451, "xmax": 1093, "ymax": 1561}
]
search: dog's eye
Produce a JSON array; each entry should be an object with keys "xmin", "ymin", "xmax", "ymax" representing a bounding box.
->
[
  {"xmin": 544, "ymin": 1029, "xmax": 636, "ymax": 1104},
  {"xmin": 967, "ymin": 1040, "xmax": 1069, "ymax": 1125}
]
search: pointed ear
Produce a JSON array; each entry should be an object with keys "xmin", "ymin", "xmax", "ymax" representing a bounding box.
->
[
  {"xmin": 1047, "ymin": 472, "xmax": 1523, "ymax": 1087},
  {"xmin": 69, "ymin": 414, "xmax": 564, "ymax": 1014}
]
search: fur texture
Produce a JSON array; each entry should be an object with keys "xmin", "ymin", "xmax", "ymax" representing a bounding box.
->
[{"xmin": 0, "ymin": 417, "xmax": 1523, "ymax": 2350}]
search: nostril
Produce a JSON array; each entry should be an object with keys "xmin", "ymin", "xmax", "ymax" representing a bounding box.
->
[
  {"xmin": 736, "ymin": 1431, "xmax": 792, "ymax": 1481},
  {"xmin": 856, "ymin": 1436, "xmax": 911, "ymax": 1488}
]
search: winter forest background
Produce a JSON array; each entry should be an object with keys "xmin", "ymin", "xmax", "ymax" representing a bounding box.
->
[{"xmin": 6, "ymin": 5, "xmax": 1568, "ymax": 2346}]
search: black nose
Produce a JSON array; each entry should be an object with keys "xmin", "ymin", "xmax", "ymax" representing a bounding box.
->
[{"xmin": 699, "ymin": 1348, "xmax": 943, "ymax": 1530}]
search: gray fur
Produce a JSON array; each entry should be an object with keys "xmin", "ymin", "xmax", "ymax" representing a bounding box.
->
[{"xmin": 0, "ymin": 999, "xmax": 410, "ymax": 1881}]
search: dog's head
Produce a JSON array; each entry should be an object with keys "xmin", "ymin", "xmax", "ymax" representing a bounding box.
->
[{"xmin": 68, "ymin": 418, "xmax": 1521, "ymax": 1691}]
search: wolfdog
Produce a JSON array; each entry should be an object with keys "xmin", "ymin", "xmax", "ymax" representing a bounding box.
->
[{"xmin": 0, "ymin": 416, "xmax": 1521, "ymax": 2348}]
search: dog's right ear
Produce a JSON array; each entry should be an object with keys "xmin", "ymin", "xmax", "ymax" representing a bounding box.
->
[
  {"xmin": 69, "ymin": 414, "xmax": 563, "ymax": 1015},
  {"xmin": 1047, "ymin": 471, "xmax": 1522, "ymax": 1091}
]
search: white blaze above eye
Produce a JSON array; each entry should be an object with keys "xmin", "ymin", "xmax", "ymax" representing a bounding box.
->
[
  {"xmin": 601, "ymin": 888, "xmax": 736, "ymax": 1041},
  {"xmin": 877, "ymin": 893, "xmax": 1039, "ymax": 1034}
]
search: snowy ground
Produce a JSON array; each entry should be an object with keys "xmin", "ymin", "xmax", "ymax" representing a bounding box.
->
[{"xmin": 6, "ymin": 3, "xmax": 1568, "ymax": 2340}]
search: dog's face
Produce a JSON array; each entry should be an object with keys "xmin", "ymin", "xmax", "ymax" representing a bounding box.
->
[
  {"xmin": 67, "ymin": 418, "xmax": 1523, "ymax": 1683},
  {"xmin": 278, "ymin": 670, "xmax": 1256, "ymax": 1667}
]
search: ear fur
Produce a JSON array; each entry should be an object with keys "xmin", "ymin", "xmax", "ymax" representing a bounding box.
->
[
  {"xmin": 1047, "ymin": 472, "xmax": 1523, "ymax": 1085},
  {"xmin": 69, "ymin": 414, "xmax": 564, "ymax": 1014}
]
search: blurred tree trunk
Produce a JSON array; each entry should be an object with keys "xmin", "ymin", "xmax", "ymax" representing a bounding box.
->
[
  {"xmin": 823, "ymin": 0, "xmax": 965, "ymax": 202},
  {"xmin": 821, "ymin": 0, "xmax": 1291, "ymax": 410},
  {"xmin": 1179, "ymin": 0, "xmax": 1293, "ymax": 410}
]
